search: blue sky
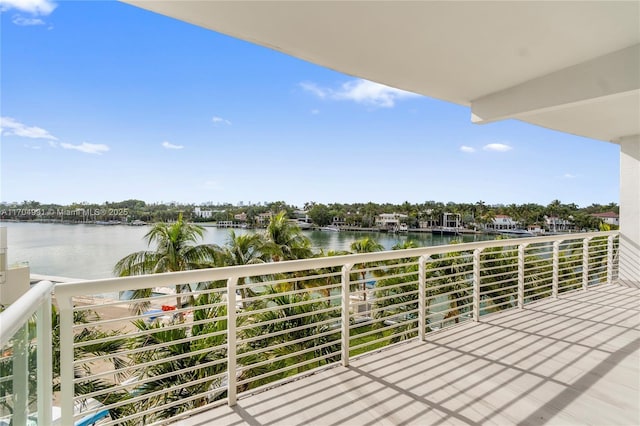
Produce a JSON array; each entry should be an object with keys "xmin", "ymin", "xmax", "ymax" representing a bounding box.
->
[{"xmin": 0, "ymin": 0, "xmax": 620, "ymax": 208}]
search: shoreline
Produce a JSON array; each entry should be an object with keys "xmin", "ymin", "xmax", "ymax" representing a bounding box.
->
[{"xmin": 2, "ymin": 219, "xmax": 488, "ymax": 235}]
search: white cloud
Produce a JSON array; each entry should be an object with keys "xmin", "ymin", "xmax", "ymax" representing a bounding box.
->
[
  {"xmin": 0, "ymin": 0, "xmax": 57, "ymax": 15},
  {"xmin": 483, "ymin": 143, "xmax": 513, "ymax": 152},
  {"xmin": 311, "ymin": 109, "xmax": 320, "ymax": 115},
  {"xmin": 161, "ymin": 141, "xmax": 184, "ymax": 150},
  {"xmin": 563, "ymin": 173, "xmax": 577, "ymax": 179},
  {"xmin": 12, "ymin": 14, "xmax": 44, "ymax": 25},
  {"xmin": 460, "ymin": 145, "xmax": 475, "ymax": 153},
  {"xmin": 300, "ymin": 78, "xmax": 420, "ymax": 108},
  {"xmin": 0, "ymin": 116, "xmax": 57, "ymax": 140},
  {"xmin": 60, "ymin": 142, "xmax": 109, "ymax": 155},
  {"xmin": 2, "ymin": 1, "xmax": 56, "ymax": 27},
  {"xmin": 299, "ymin": 82, "xmax": 328, "ymax": 99},
  {"xmin": 212, "ymin": 116, "xmax": 231, "ymax": 126}
]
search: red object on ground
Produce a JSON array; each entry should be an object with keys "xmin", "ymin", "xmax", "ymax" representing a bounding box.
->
[{"xmin": 161, "ymin": 305, "xmax": 176, "ymax": 311}]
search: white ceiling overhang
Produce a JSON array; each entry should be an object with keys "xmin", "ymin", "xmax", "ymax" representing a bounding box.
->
[{"xmin": 122, "ymin": 1, "xmax": 640, "ymax": 143}]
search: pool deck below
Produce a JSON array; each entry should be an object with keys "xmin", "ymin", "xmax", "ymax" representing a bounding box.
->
[{"xmin": 178, "ymin": 283, "xmax": 640, "ymax": 426}]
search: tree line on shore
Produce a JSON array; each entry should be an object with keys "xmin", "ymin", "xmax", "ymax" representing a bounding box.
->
[{"xmin": 1, "ymin": 199, "xmax": 619, "ymax": 230}]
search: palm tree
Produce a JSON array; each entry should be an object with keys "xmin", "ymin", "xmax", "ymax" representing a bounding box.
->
[
  {"xmin": 350, "ymin": 237, "xmax": 384, "ymax": 255},
  {"xmin": 123, "ymin": 291, "xmax": 230, "ymax": 423},
  {"xmin": 114, "ymin": 213, "xmax": 219, "ymax": 314},
  {"xmin": 238, "ymin": 287, "xmax": 341, "ymax": 386},
  {"xmin": 350, "ymin": 237, "xmax": 384, "ymax": 304},
  {"xmin": 546, "ymin": 199, "xmax": 568, "ymax": 233},
  {"xmin": 478, "ymin": 242, "xmax": 519, "ymax": 313},
  {"xmin": 371, "ymin": 241, "xmax": 420, "ymax": 344},
  {"xmin": 220, "ymin": 230, "xmax": 268, "ymax": 308},
  {"xmin": 0, "ymin": 306, "xmax": 130, "ymax": 421},
  {"xmin": 263, "ymin": 211, "xmax": 313, "ymax": 262},
  {"xmin": 425, "ymin": 245, "xmax": 474, "ymax": 329},
  {"xmin": 222, "ymin": 230, "xmax": 266, "ymax": 266},
  {"xmin": 478, "ymin": 209, "xmax": 496, "ymax": 230}
]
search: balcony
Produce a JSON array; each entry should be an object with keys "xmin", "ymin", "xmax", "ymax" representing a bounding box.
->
[
  {"xmin": 2, "ymin": 231, "xmax": 637, "ymax": 425},
  {"xmin": 183, "ymin": 283, "xmax": 639, "ymax": 425}
]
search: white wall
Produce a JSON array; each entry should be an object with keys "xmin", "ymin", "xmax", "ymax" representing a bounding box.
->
[{"xmin": 619, "ymin": 136, "xmax": 640, "ymax": 286}]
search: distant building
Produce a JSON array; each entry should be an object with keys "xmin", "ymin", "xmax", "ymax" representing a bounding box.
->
[
  {"xmin": 292, "ymin": 210, "xmax": 309, "ymax": 220},
  {"xmin": 486, "ymin": 215, "xmax": 518, "ymax": 231},
  {"xmin": 193, "ymin": 207, "xmax": 213, "ymax": 219},
  {"xmin": 332, "ymin": 216, "xmax": 346, "ymax": 226},
  {"xmin": 234, "ymin": 212, "xmax": 247, "ymax": 222},
  {"xmin": 590, "ymin": 212, "xmax": 619, "ymax": 227},
  {"xmin": 375, "ymin": 213, "xmax": 408, "ymax": 230},
  {"xmin": 527, "ymin": 225, "xmax": 544, "ymax": 235},
  {"xmin": 545, "ymin": 216, "xmax": 573, "ymax": 232},
  {"xmin": 256, "ymin": 212, "xmax": 273, "ymax": 226}
]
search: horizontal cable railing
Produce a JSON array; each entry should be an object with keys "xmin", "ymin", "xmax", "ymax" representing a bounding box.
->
[{"xmin": 52, "ymin": 231, "xmax": 619, "ymax": 425}]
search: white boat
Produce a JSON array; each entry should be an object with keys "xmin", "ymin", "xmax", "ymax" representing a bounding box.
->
[
  {"xmin": 320, "ymin": 225, "xmax": 340, "ymax": 232},
  {"xmin": 296, "ymin": 219, "xmax": 314, "ymax": 229},
  {"xmin": 499, "ymin": 229, "xmax": 535, "ymax": 237},
  {"xmin": 431, "ymin": 226, "xmax": 461, "ymax": 236}
]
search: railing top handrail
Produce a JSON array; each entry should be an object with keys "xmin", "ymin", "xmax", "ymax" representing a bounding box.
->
[
  {"xmin": 0, "ymin": 280, "xmax": 53, "ymax": 347},
  {"xmin": 53, "ymin": 231, "xmax": 618, "ymax": 303}
]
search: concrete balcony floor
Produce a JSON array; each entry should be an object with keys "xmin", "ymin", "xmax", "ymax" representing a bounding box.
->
[{"xmin": 179, "ymin": 284, "xmax": 639, "ymax": 426}]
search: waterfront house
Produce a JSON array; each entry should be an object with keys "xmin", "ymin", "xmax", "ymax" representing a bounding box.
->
[
  {"xmin": 292, "ymin": 210, "xmax": 310, "ymax": 221},
  {"xmin": 591, "ymin": 211, "xmax": 620, "ymax": 227},
  {"xmin": 486, "ymin": 214, "xmax": 519, "ymax": 231},
  {"xmin": 375, "ymin": 213, "xmax": 408, "ymax": 231},
  {"xmin": 545, "ymin": 215, "xmax": 574, "ymax": 233},
  {"xmin": 2, "ymin": 2, "xmax": 638, "ymax": 425},
  {"xmin": 331, "ymin": 216, "xmax": 346, "ymax": 227},
  {"xmin": 527, "ymin": 224, "xmax": 545, "ymax": 236},
  {"xmin": 255, "ymin": 212, "xmax": 272, "ymax": 227},
  {"xmin": 192, "ymin": 207, "xmax": 213, "ymax": 219},
  {"xmin": 233, "ymin": 212, "xmax": 247, "ymax": 222}
]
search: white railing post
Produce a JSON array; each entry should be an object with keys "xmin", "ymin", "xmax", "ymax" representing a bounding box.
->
[
  {"xmin": 518, "ymin": 244, "xmax": 527, "ymax": 309},
  {"xmin": 341, "ymin": 264, "xmax": 352, "ymax": 367},
  {"xmin": 227, "ymin": 277, "xmax": 237, "ymax": 406},
  {"xmin": 582, "ymin": 237, "xmax": 591, "ymax": 291},
  {"xmin": 473, "ymin": 249, "xmax": 481, "ymax": 322},
  {"xmin": 13, "ymin": 324, "xmax": 29, "ymax": 426},
  {"xmin": 607, "ymin": 235, "xmax": 614, "ymax": 284},
  {"xmin": 36, "ymin": 296, "xmax": 52, "ymax": 426},
  {"xmin": 59, "ymin": 296, "xmax": 75, "ymax": 426},
  {"xmin": 418, "ymin": 256, "xmax": 427, "ymax": 342},
  {"xmin": 552, "ymin": 241, "xmax": 560, "ymax": 298}
]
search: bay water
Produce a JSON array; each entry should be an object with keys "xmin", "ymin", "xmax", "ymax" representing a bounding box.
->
[{"xmin": 2, "ymin": 222, "xmax": 493, "ymax": 280}]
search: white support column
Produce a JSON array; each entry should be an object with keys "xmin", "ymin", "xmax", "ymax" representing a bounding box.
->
[
  {"xmin": 618, "ymin": 135, "xmax": 640, "ymax": 287},
  {"xmin": 418, "ymin": 256, "xmax": 427, "ymax": 341},
  {"xmin": 473, "ymin": 249, "xmax": 481, "ymax": 321},
  {"xmin": 341, "ymin": 264, "xmax": 352, "ymax": 367},
  {"xmin": 227, "ymin": 277, "xmax": 237, "ymax": 406}
]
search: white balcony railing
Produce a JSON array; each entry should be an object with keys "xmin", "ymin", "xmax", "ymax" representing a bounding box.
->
[
  {"xmin": 0, "ymin": 280, "xmax": 53, "ymax": 426},
  {"xmin": 1, "ymin": 231, "xmax": 619, "ymax": 425}
]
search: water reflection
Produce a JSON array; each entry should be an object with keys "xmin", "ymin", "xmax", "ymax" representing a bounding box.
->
[{"xmin": 3, "ymin": 222, "xmax": 495, "ymax": 279}]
